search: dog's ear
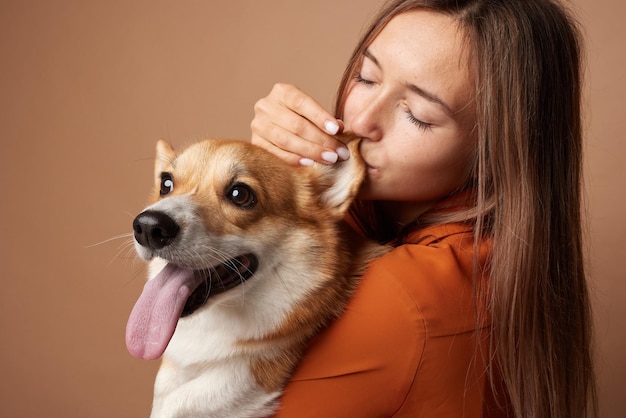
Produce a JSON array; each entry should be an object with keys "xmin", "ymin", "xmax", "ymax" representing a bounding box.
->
[
  {"xmin": 154, "ymin": 139, "xmax": 176, "ymax": 177},
  {"xmin": 317, "ymin": 136, "xmax": 365, "ymax": 217}
]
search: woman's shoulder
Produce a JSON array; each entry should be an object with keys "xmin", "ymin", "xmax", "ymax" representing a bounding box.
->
[
  {"xmin": 279, "ymin": 222, "xmax": 491, "ymax": 417},
  {"xmin": 295, "ymin": 221, "xmax": 486, "ymax": 375},
  {"xmin": 368, "ymin": 222, "xmax": 488, "ymax": 336}
]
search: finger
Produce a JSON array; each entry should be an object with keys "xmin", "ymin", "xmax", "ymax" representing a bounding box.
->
[
  {"xmin": 251, "ymin": 120, "xmax": 326, "ymax": 165},
  {"xmin": 251, "ymin": 131, "xmax": 303, "ymax": 167},
  {"xmin": 273, "ymin": 83, "xmax": 343, "ymax": 137},
  {"xmin": 252, "ymin": 114, "xmax": 347, "ymax": 165},
  {"xmin": 254, "ymin": 94, "xmax": 349, "ymax": 163}
]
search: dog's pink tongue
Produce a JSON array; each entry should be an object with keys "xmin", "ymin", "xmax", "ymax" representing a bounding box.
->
[{"xmin": 126, "ymin": 264, "xmax": 202, "ymax": 360}]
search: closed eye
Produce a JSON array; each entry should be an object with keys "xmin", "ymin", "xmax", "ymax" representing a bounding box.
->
[
  {"xmin": 353, "ymin": 72, "xmax": 376, "ymax": 86},
  {"xmin": 404, "ymin": 109, "xmax": 433, "ymax": 132}
]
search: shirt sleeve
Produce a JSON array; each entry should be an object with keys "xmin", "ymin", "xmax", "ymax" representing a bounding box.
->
[{"xmin": 273, "ymin": 229, "xmax": 491, "ymax": 417}]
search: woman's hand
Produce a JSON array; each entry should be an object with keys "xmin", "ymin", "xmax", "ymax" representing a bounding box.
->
[{"xmin": 251, "ymin": 83, "xmax": 350, "ymax": 166}]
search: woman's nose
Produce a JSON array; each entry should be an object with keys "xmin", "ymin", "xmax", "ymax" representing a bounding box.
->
[{"xmin": 349, "ymin": 95, "xmax": 385, "ymax": 141}]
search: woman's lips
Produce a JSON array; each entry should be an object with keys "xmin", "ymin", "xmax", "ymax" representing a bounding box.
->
[
  {"xmin": 363, "ymin": 157, "xmax": 379, "ymax": 172},
  {"xmin": 359, "ymin": 146, "xmax": 379, "ymax": 174}
]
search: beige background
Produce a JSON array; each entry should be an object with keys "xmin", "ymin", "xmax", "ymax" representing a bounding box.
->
[{"xmin": 0, "ymin": 1, "xmax": 623, "ymax": 417}]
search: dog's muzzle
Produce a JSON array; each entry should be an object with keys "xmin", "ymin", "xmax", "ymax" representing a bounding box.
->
[
  {"xmin": 127, "ymin": 210, "xmax": 261, "ymax": 360},
  {"xmin": 131, "ymin": 209, "xmax": 260, "ymax": 316}
]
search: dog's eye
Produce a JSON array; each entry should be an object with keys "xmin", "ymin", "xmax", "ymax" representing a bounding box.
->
[
  {"xmin": 160, "ymin": 173, "xmax": 174, "ymax": 196},
  {"xmin": 227, "ymin": 183, "xmax": 256, "ymax": 208}
]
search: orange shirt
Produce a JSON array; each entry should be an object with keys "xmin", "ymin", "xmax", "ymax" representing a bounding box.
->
[{"xmin": 274, "ymin": 222, "xmax": 506, "ymax": 417}]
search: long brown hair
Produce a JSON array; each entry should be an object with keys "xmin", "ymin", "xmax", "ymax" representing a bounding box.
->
[{"xmin": 335, "ymin": 1, "xmax": 597, "ymax": 417}]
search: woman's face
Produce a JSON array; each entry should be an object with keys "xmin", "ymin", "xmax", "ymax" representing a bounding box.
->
[{"xmin": 343, "ymin": 10, "xmax": 477, "ymax": 223}]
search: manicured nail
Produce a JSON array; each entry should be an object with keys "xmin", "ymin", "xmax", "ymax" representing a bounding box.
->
[
  {"xmin": 336, "ymin": 146, "xmax": 350, "ymax": 160},
  {"xmin": 324, "ymin": 120, "xmax": 340, "ymax": 135},
  {"xmin": 321, "ymin": 151, "xmax": 338, "ymax": 163},
  {"xmin": 299, "ymin": 158, "xmax": 314, "ymax": 166}
]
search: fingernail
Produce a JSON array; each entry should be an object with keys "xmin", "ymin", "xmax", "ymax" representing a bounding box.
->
[
  {"xmin": 324, "ymin": 120, "xmax": 340, "ymax": 135},
  {"xmin": 299, "ymin": 158, "xmax": 314, "ymax": 166},
  {"xmin": 336, "ymin": 146, "xmax": 350, "ymax": 160},
  {"xmin": 321, "ymin": 151, "xmax": 338, "ymax": 164}
]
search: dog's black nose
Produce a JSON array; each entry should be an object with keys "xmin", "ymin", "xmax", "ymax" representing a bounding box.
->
[{"xmin": 133, "ymin": 210, "xmax": 180, "ymax": 250}]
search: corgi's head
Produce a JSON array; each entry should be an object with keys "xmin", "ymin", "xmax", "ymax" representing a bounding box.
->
[
  {"xmin": 133, "ymin": 136, "xmax": 364, "ymax": 265},
  {"xmin": 127, "ymin": 136, "xmax": 364, "ymax": 360}
]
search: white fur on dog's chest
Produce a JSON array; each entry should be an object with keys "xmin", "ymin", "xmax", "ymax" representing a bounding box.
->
[
  {"xmin": 153, "ymin": 314, "xmax": 284, "ymax": 418},
  {"xmin": 152, "ymin": 352, "xmax": 281, "ymax": 418}
]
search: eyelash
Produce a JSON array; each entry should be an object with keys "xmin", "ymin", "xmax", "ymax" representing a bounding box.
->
[
  {"xmin": 353, "ymin": 72, "xmax": 433, "ymax": 132},
  {"xmin": 404, "ymin": 109, "xmax": 433, "ymax": 132},
  {"xmin": 353, "ymin": 72, "xmax": 375, "ymax": 86}
]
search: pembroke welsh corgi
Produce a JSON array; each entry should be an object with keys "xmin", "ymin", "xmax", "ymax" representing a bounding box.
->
[{"xmin": 125, "ymin": 136, "xmax": 386, "ymax": 417}]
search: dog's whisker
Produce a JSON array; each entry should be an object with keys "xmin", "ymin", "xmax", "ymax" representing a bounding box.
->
[
  {"xmin": 202, "ymin": 268, "xmax": 216, "ymax": 305},
  {"xmin": 273, "ymin": 263, "xmax": 295, "ymax": 302},
  {"xmin": 113, "ymin": 240, "xmax": 141, "ymax": 267},
  {"xmin": 86, "ymin": 232, "xmax": 134, "ymax": 248},
  {"xmin": 202, "ymin": 251, "xmax": 257, "ymax": 309},
  {"xmin": 123, "ymin": 210, "xmax": 139, "ymax": 219},
  {"xmin": 123, "ymin": 265, "xmax": 148, "ymax": 287},
  {"xmin": 97, "ymin": 237, "xmax": 138, "ymax": 268},
  {"xmin": 193, "ymin": 249, "xmax": 252, "ymax": 309}
]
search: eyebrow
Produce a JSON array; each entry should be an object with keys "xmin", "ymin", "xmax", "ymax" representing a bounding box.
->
[{"xmin": 363, "ymin": 49, "xmax": 453, "ymax": 115}]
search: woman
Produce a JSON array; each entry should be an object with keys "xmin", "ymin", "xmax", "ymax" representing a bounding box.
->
[{"xmin": 251, "ymin": 0, "xmax": 597, "ymax": 417}]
